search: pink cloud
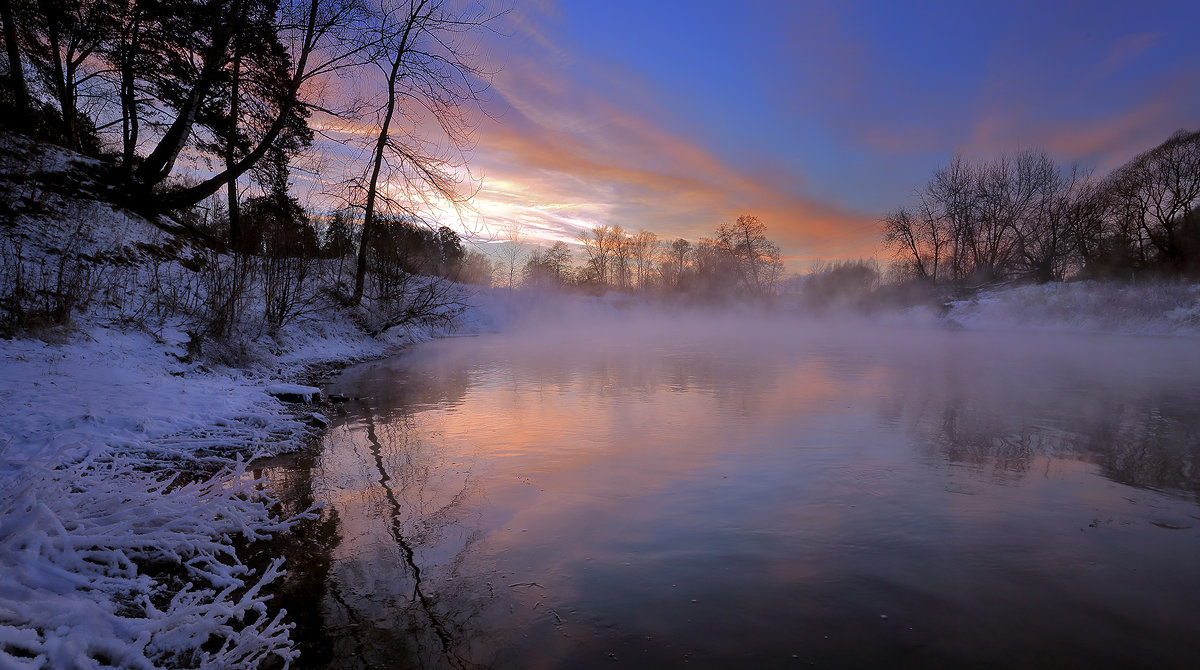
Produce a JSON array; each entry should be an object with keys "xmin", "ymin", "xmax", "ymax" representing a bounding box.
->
[
  {"xmin": 1100, "ymin": 32, "xmax": 1161, "ymax": 71},
  {"xmin": 465, "ymin": 28, "xmax": 878, "ymax": 264},
  {"xmin": 967, "ymin": 70, "xmax": 1200, "ymax": 171}
]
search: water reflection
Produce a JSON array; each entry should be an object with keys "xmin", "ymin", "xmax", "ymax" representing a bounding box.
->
[
  {"xmin": 287, "ymin": 324, "xmax": 1200, "ymax": 668},
  {"xmin": 313, "ymin": 407, "xmax": 492, "ymax": 669},
  {"xmin": 872, "ymin": 333, "xmax": 1200, "ymax": 498}
]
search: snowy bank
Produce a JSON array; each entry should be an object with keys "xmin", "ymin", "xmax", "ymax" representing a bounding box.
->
[
  {"xmin": 938, "ymin": 281, "xmax": 1200, "ymax": 336},
  {"xmin": 0, "ymin": 303, "xmax": 493, "ymax": 667},
  {"xmin": 0, "ymin": 129, "xmax": 506, "ymax": 667},
  {"xmin": 0, "ymin": 324, "xmax": 310, "ymax": 667}
]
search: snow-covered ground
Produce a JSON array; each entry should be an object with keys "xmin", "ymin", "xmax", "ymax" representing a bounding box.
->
[
  {"xmin": 0, "ymin": 297, "xmax": 501, "ymax": 668},
  {"xmin": 0, "ymin": 133, "xmax": 494, "ymax": 665},
  {"xmin": 938, "ymin": 281, "xmax": 1200, "ymax": 336}
]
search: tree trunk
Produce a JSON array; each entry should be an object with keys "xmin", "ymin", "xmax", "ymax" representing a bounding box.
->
[
  {"xmin": 1, "ymin": 0, "xmax": 30, "ymax": 130},
  {"xmin": 44, "ymin": 12, "xmax": 78, "ymax": 149},
  {"xmin": 119, "ymin": 7, "xmax": 141, "ymax": 175},
  {"xmin": 353, "ymin": 2, "xmax": 425, "ymax": 304},
  {"xmin": 353, "ymin": 53, "xmax": 404, "ymax": 304},
  {"xmin": 132, "ymin": 2, "xmax": 241, "ymax": 189},
  {"xmin": 226, "ymin": 49, "xmax": 242, "ymax": 251},
  {"xmin": 140, "ymin": 0, "xmax": 321, "ymax": 212}
]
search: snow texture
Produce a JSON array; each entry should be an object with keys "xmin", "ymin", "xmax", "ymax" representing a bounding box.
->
[
  {"xmin": 0, "ymin": 131, "xmax": 497, "ymax": 667},
  {"xmin": 0, "ymin": 271, "xmax": 514, "ymax": 667},
  {"xmin": 265, "ymin": 384, "xmax": 321, "ymax": 403},
  {"xmin": 938, "ymin": 281, "xmax": 1200, "ymax": 336},
  {"xmin": 0, "ymin": 303, "xmax": 499, "ymax": 668}
]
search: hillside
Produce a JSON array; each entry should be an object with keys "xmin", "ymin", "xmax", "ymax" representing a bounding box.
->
[{"xmin": 0, "ymin": 133, "xmax": 491, "ymax": 668}]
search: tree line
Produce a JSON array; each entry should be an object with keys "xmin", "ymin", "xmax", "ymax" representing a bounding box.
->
[
  {"xmin": 883, "ymin": 129, "xmax": 1200, "ymax": 284},
  {"xmin": 514, "ymin": 214, "xmax": 786, "ymax": 301}
]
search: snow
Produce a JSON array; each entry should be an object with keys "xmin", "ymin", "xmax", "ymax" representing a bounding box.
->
[
  {"xmin": 937, "ymin": 281, "xmax": 1200, "ymax": 336},
  {"xmin": 265, "ymin": 384, "xmax": 321, "ymax": 402},
  {"xmin": 0, "ymin": 455, "xmax": 297, "ymax": 668},
  {"xmin": 0, "ymin": 308, "xmax": 494, "ymax": 667},
  {"xmin": 0, "ymin": 322, "xmax": 315, "ymax": 667}
]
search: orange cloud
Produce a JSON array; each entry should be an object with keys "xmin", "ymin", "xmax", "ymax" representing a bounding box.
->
[
  {"xmin": 464, "ymin": 45, "xmax": 878, "ymax": 266},
  {"xmin": 299, "ymin": 2, "xmax": 881, "ymax": 266}
]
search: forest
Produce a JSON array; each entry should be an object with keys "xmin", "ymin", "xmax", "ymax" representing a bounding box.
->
[
  {"xmin": 0, "ymin": 0, "xmax": 508, "ymax": 341},
  {"xmin": 882, "ymin": 131, "xmax": 1200, "ymax": 285}
]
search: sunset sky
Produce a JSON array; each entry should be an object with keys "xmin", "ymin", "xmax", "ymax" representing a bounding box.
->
[{"xmin": 322, "ymin": 0, "xmax": 1200, "ymax": 269}]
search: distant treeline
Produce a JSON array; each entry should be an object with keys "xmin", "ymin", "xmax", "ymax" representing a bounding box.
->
[
  {"xmin": 514, "ymin": 215, "xmax": 786, "ymax": 301},
  {"xmin": 883, "ymin": 129, "xmax": 1200, "ymax": 284}
]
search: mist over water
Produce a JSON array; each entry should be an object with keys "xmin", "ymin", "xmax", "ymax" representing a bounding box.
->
[{"xmin": 277, "ymin": 303, "xmax": 1200, "ymax": 668}]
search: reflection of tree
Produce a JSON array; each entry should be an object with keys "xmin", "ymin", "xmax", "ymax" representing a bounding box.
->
[
  {"xmin": 893, "ymin": 373, "xmax": 1200, "ymax": 500},
  {"xmin": 315, "ymin": 401, "xmax": 490, "ymax": 670},
  {"xmin": 1091, "ymin": 403, "xmax": 1200, "ymax": 498},
  {"xmin": 251, "ymin": 450, "xmax": 342, "ymax": 669},
  {"xmin": 363, "ymin": 411, "xmax": 484, "ymax": 669},
  {"xmin": 928, "ymin": 403, "xmax": 1041, "ymax": 476}
]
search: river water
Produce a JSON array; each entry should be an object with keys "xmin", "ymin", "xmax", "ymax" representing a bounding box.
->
[{"xmin": 269, "ymin": 316, "xmax": 1200, "ymax": 669}]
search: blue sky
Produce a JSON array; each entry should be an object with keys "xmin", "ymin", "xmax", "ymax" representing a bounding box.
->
[{"xmin": 445, "ymin": 0, "xmax": 1200, "ymax": 265}]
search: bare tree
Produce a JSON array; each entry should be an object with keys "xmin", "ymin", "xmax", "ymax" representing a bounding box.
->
[
  {"xmin": 350, "ymin": 0, "xmax": 495, "ymax": 304},
  {"xmin": 523, "ymin": 240, "xmax": 571, "ymax": 288},
  {"xmin": 544, "ymin": 240, "xmax": 572, "ymax": 281},
  {"xmin": 886, "ymin": 151, "xmax": 1103, "ymax": 285},
  {"xmin": 578, "ymin": 224, "xmax": 615, "ymax": 286},
  {"xmin": 661, "ymin": 237, "xmax": 691, "ymax": 289},
  {"xmin": 883, "ymin": 207, "xmax": 936, "ymax": 281},
  {"xmin": 495, "ymin": 219, "xmax": 525, "ymax": 290},
  {"xmin": 609, "ymin": 225, "xmax": 630, "ymax": 290},
  {"xmin": 692, "ymin": 235, "xmax": 737, "ymax": 298},
  {"xmin": 1104, "ymin": 129, "xmax": 1200, "ymax": 273},
  {"xmin": 926, "ymin": 155, "xmax": 978, "ymax": 283},
  {"xmin": 1013, "ymin": 160, "xmax": 1094, "ymax": 283},
  {"xmin": 14, "ymin": 0, "xmax": 114, "ymax": 151},
  {"xmin": 628, "ymin": 229, "xmax": 659, "ymax": 290},
  {"xmin": 716, "ymin": 215, "xmax": 783, "ymax": 296}
]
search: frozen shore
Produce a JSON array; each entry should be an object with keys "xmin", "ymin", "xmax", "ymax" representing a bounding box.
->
[{"xmin": 0, "ymin": 308, "xmax": 495, "ymax": 668}]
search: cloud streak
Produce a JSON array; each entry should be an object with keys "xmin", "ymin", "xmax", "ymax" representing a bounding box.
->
[{"xmin": 462, "ymin": 15, "xmax": 879, "ymax": 263}]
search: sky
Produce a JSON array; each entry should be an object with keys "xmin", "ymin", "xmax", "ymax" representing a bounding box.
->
[{"xmin": 333, "ymin": 0, "xmax": 1200, "ymax": 269}]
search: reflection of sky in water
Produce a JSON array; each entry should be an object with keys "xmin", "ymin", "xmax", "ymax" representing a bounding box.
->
[{"xmin": 301, "ymin": 323, "xmax": 1200, "ymax": 668}]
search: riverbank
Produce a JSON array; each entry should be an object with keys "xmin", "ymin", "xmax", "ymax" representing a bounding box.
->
[{"xmin": 0, "ymin": 304, "xmax": 495, "ymax": 667}]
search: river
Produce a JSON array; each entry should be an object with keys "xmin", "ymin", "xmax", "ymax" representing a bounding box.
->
[{"xmin": 265, "ymin": 316, "xmax": 1200, "ymax": 668}]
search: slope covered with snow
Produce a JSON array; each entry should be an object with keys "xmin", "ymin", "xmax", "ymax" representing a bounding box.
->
[
  {"xmin": 0, "ymin": 311, "xmax": 496, "ymax": 667},
  {"xmin": 940, "ymin": 281, "xmax": 1200, "ymax": 336},
  {"xmin": 0, "ymin": 132, "xmax": 500, "ymax": 667}
]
